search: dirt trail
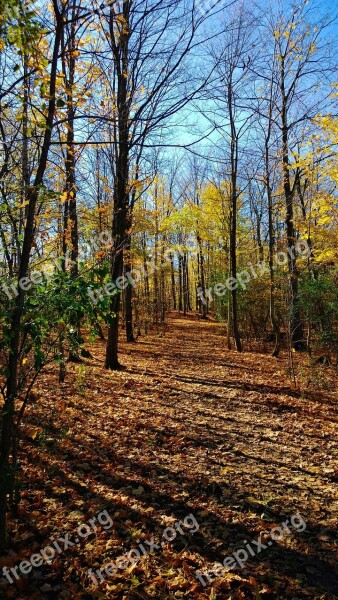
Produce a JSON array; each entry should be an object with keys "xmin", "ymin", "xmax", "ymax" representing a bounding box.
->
[{"xmin": 1, "ymin": 313, "xmax": 337, "ymax": 599}]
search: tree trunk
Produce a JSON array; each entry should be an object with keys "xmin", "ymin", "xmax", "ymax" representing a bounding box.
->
[
  {"xmin": 264, "ymin": 130, "xmax": 280, "ymax": 356},
  {"xmin": 281, "ymin": 57, "xmax": 305, "ymax": 351},
  {"xmin": 178, "ymin": 252, "xmax": 183, "ymax": 312},
  {"xmin": 197, "ymin": 233, "xmax": 207, "ymax": 318},
  {"xmin": 228, "ymin": 81, "xmax": 242, "ymax": 352},
  {"xmin": 153, "ymin": 184, "xmax": 160, "ymax": 324},
  {"xmin": 185, "ymin": 253, "xmax": 192, "ymax": 311},
  {"xmin": 267, "ymin": 182, "xmax": 280, "ymax": 357},
  {"xmin": 62, "ymin": 8, "xmax": 80, "ymax": 362},
  {"xmin": 141, "ymin": 233, "xmax": 150, "ymax": 306},
  {"xmin": 125, "ymin": 226, "xmax": 135, "ymax": 342},
  {"xmin": 105, "ymin": 2, "xmax": 130, "ymax": 369},
  {"xmin": 160, "ymin": 242, "xmax": 166, "ymax": 322},
  {"xmin": 169, "ymin": 252, "xmax": 176, "ymax": 310}
]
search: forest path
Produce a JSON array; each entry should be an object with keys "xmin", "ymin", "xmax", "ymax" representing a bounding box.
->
[{"xmin": 5, "ymin": 313, "xmax": 338, "ymax": 599}]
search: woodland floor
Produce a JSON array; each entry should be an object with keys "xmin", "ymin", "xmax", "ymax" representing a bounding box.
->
[{"xmin": 0, "ymin": 312, "xmax": 337, "ymax": 600}]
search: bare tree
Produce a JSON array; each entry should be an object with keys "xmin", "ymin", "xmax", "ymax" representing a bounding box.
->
[
  {"xmin": 97, "ymin": 0, "xmax": 221, "ymax": 369},
  {"xmin": 203, "ymin": 2, "xmax": 257, "ymax": 350}
]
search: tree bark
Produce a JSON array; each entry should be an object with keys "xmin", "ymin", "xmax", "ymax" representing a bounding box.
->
[
  {"xmin": 169, "ymin": 252, "xmax": 176, "ymax": 310},
  {"xmin": 281, "ymin": 57, "xmax": 305, "ymax": 351},
  {"xmin": 263, "ymin": 84, "xmax": 281, "ymax": 357},
  {"xmin": 124, "ymin": 218, "xmax": 135, "ymax": 342},
  {"xmin": 197, "ymin": 233, "xmax": 207, "ymax": 318},
  {"xmin": 266, "ymin": 156, "xmax": 280, "ymax": 357},
  {"xmin": 105, "ymin": 2, "xmax": 130, "ymax": 369},
  {"xmin": 178, "ymin": 251, "xmax": 183, "ymax": 312},
  {"xmin": 228, "ymin": 81, "xmax": 242, "ymax": 352}
]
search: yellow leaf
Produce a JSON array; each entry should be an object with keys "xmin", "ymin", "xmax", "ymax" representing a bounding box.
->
[
  {"xmin": 107, "ymin": 584, "xmax": 124, "ymax": 592},
  {"xmin": 27, "ymin": 427, "xmax": 42, "ymax": 441},
  {"xmin": 19, "ymin": 200, "xmax": 30, "ymax": 209}
]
